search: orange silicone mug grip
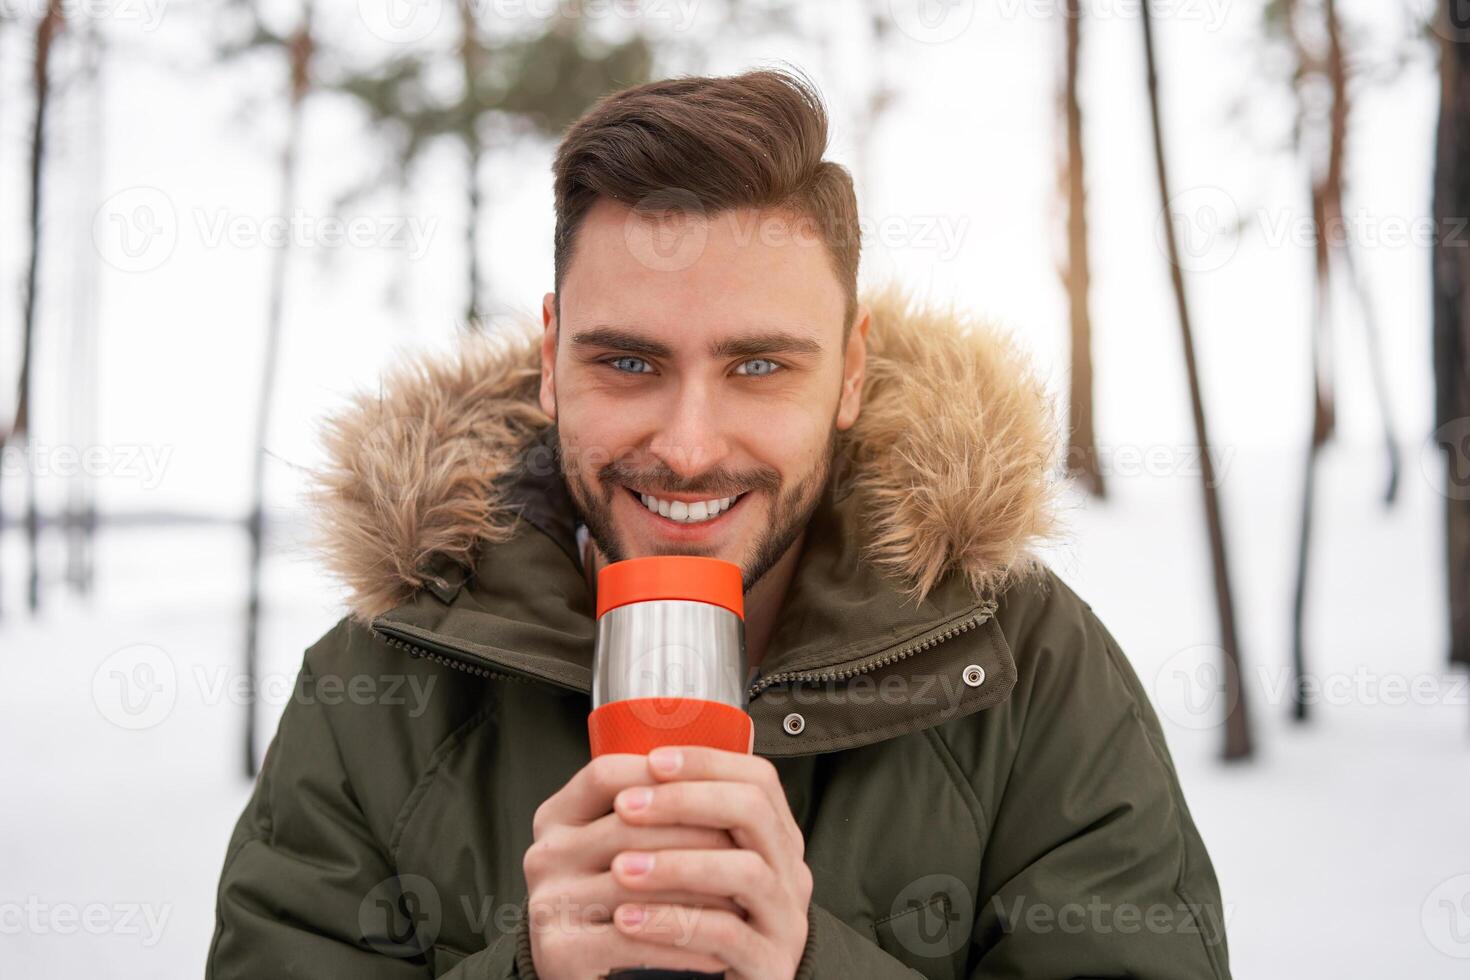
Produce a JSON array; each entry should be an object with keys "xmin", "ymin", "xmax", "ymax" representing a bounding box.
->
[{"xmin": 588, "ymin": 698, "xmax": 754, "ymax": 756}]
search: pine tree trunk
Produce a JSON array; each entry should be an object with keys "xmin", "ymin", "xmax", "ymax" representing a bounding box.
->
[
  {"xmin": 1433, "ymin": 3, "xmax": 1470, "ymax": 668},
  {"xmin": 1063, "ymin": 0, "xmax": 1104, "ymax": 497},
  {"xmin": 1141, "ymin": 0, "xmax": 1253, "ymax": 759},
  {"xmin": 244, "ymin": 8, "xmax": 312, "ymax": 777},
  {"xmin": 7, "ymin": 0, "xmax": 66, "ymax": 615},
  {"xmin": 459, "ymin": 0, "xmax": 484, "ymax": 329}
]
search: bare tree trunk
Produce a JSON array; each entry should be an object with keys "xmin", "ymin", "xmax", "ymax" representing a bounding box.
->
[
  {"xmin": 244, "ymin": 8, "xmax": 312, "ymax": 777},
  {"xmin": 1337, "ymin": 239, "xmax": 1402, "ymax": 505},
  {"xmin": 1288, "ymin": 0, "xmax": 1342, "ymax": 721},
  {"xmin": 1285, "ymin": 0, "xmax": 1403, "ymax": 715},
  {"xmin": 459, "ymin": 0, "xmax": 484, "ymax": 329},
  {"xmin": 1140, "ymin": 0, "xmax": 1252, "ymax": 760},
  {"xmin": 1433, "ymin": 1, "xmax": 1470, "ymax": 669},
  {"xmin": 1063, "ymin": 0, "xmax": 1103, "ymax": 497},
  {"xmin": 1292, "ymin": 196, "xmax": 1334, "ymax": 721},
  {"xmin": 852, "ymin": 3, "xmax": 897, "ymax": 213},
  {"xmin": 7, "ymin": 0, "xmax": 66, "ymax": 616},
  {"xmin": 66, "ymin": 16, "xmax": 103, "ymax": 597},
  {"xmin": 1317, "ymin": 0, "xmax": 1398, "ymax": 507}
]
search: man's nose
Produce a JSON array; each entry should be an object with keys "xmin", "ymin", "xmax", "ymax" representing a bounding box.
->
[{"xmin": 647, "ymin": 381, "xmax": 732, "ymax": 481}]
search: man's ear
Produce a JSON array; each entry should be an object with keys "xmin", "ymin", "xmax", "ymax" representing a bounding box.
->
[
  {"xmin": 539, "ymin": 291, "xmax": 558, "ymax": 419},
  {"xmin": 835, "ymin": 302, "xmax": 870, "ymax": 432}
]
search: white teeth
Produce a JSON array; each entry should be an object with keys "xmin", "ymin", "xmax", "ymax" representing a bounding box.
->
[{"xmin": 634, "ymin": 488, "xmax": 742, "ymax": 523}]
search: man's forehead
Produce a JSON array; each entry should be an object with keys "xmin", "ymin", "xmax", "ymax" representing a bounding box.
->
[
  {"xmin": 559, "ymin": 199, "xmax": 847, "ymax": 342},
  {"xmin": 569, "ymin": 200, "xmax": 838, "ymax": 283}
]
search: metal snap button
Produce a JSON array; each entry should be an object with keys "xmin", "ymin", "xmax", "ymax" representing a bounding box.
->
[
  {"xmin": 782, "ymin": 712, "xmax": 805, "ymax": 735},
  {"xmin": 962, "ymin": 664, "xmax": 986, "ymax": 688}
]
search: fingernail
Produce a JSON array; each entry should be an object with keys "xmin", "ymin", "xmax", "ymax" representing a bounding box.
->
[
  {"xmin": 619, "ymin": 905, "xmax": 645, "ymax": 926},
  {"xmin": 649, "ymin": 747, "xmax": 683, "ymax": 774},
  {"xmin": 620, "ymin": 787, "xmax": 652, "ymax": 811},
  {"xmin": 618, "ymin": 852, "xmax": 653, "ymax": 875}
]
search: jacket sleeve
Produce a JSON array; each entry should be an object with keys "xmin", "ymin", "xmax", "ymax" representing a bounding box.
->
[
  {"xmin": 965, "ymin": 594, "xmax": 1232, "ymax": 979},
  {"xmin": 206, "ymin": 658, "xmax": 523, "ymax": 980},
  {"xmin": 791, "ymin": 901, "xmax": 924, "ymax": 978}
]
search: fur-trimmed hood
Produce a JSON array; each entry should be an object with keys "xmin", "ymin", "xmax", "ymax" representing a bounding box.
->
[{"xmin": 310, "ymin": 284, "xmax": 1063, "ymax": 624}]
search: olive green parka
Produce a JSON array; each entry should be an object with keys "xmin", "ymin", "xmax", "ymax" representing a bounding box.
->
[{"xmin": 207, "ymin": 286, "xmax": 1231, "ymax": 979}]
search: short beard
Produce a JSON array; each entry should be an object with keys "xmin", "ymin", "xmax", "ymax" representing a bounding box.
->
[{"xmin": 551, "ymin": 421, "xmax": 840, "ymax": 594}]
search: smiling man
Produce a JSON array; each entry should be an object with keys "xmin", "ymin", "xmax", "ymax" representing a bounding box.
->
[{"xmin": 208, "ymin": 69, "xmax": 1231, "ymax": 979}]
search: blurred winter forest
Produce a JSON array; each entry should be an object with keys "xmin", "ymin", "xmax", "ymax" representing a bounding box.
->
[{"xmin": 1, "ymin": 0, "xmax": 1468, "ymax": 976}]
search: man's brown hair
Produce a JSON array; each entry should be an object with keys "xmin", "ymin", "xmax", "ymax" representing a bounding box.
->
[{"xmin": 551, "ymin": 66, "xmax": 861, "ymax": 339}]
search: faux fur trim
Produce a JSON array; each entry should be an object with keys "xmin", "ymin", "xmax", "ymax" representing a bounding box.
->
[{"xmin": 310, "ymin": 283, "xmax": 1062, "ymax": 622}]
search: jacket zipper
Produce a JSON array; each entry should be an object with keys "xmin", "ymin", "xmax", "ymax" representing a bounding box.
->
[
  {"xmin": 373, "ymin": 609, "xmax": 989, "ymax": 699},
  {"xmin": 373, "ymin": 626, "xmax": 534, "ymax": 685},
  {"xmin": 745, "ymin": 611, "xmax": 986, "ymax": 699}
]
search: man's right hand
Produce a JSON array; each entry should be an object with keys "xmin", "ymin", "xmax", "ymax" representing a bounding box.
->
[{"xmin": 524, "ymin": 753, "xmax": 740, "ymax": 978}]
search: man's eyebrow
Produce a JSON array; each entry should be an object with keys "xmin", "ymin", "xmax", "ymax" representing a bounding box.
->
[
  {"xmin": 708, "ymin": 331, "xmax": 823, "ymax": 360},
  {"xmin": 567, "ymin": 327, "xmax": 673, "ymax": 359},
  {"xmin": 568, "ymin": 325, "xmax": 824, "ymax": 361}
]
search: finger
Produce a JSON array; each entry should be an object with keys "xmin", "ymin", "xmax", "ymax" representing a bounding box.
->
[
  {"xmin": 526, "ymin": 813, "xmax": 734, "ymax": 884},
  {"xmin": 646, "ymin": 747, "xmax": 791, "ymax": 824},
  {"xmin": 613, "ymin": 902, "xmax": 780, "ymax": 979},
  {"xmin": 614, "ymin": 780, "xmax": 793, "ymax": 869},
  {"xmin": 533, "ymin": 914, "xmax": 730, "ymax": 976},
  {"xmin": 541, "ymin": 871, "xmax": 745, "ymax": 922},
  {"xmin": 612, "ymin": 849, "xmax": 776, "ymax": 927},
  {"xmin": 580, "ymin": 812, "xmax": 735, "ymax": 869},
  {"xmin": 532, "ymin": 754, "xmax": 652, "ymax": 835}
]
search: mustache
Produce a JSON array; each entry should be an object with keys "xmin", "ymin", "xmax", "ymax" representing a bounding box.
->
[{"xmin": 599, "ymin": 459, "xmax": 781, "ymax": 499}]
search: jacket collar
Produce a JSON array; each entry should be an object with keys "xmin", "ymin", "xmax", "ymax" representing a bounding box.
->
[{"xmin": 310, "ymin": 284, "xmax": 1062, "ymax": 753}]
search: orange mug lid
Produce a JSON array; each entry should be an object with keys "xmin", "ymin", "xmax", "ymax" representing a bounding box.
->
[{"xmin": 596, "ymin": 555, "xmax": 744, "ymax": 620}]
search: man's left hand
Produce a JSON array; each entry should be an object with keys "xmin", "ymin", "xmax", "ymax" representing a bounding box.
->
[{"xmin": 609, "ymin": 745, "xmax": 813, "ymax": 980}]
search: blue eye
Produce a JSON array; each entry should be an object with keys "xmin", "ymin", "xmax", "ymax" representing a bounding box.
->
[
  {"xmin": 607, "ymin": 356, "xmax": 653, "ymax": 374},
  {"xmin": 736, "ymin": 358, "xmax": 781, "ymax": 377}
]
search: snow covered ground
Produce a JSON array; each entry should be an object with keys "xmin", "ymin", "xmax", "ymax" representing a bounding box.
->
[{"xmin": 1, "ymin": 444, "xmax": 1465, "ymax": 978}]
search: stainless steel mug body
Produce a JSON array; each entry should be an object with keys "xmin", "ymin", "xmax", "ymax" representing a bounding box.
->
[{"xmin": 592, "ymin": 598, "xmax": 747, "ymax": 711}]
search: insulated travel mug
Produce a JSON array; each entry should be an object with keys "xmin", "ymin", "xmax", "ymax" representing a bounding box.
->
[
  {"xmin": 588, "ymin": 555, "xmax": 752, "ymax": 756},
  {"xmin": 588, "ymin": 555, "xmax": 752, "ymax": 980}
]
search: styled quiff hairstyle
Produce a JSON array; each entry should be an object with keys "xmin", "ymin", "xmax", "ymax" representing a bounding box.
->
[{"xmin": 551, "ymin": 67, "xmax": 861, "ymax": 339}]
